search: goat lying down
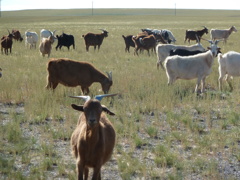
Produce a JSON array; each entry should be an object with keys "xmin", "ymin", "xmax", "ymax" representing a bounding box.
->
[
  {"xmin": 70, "ymin": 94, "xmax": 117, "ymax": 180},
  {"xmin": 164, "ymin": 50, "xmax": 215, "ymax": 93}
]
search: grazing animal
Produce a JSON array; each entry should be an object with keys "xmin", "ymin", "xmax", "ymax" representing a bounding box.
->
[
  {"xmin": 0, "ymin": 68, "xmax": 2, "ymax": 78},
  {"xmin": 164, "ymin": 50, "xmax": 215, "ymax": 93},
  {"xmin": 70, "ymin": 94, "xmax": 116, "ymax": 180},
  {"xmin": 142, "ymin": 28, "xmax": 176, "ymax": 44},
  {"xmin": 1, "ymin": 30, "xmax": 14, "ymax": 55},
  {"xmin": 39, "ymin": 33, "xmax": 55, "ymax": 57},
  {"xmin": 56, "ymin": 33, "xmax": 75, "ymax": 50},
  {"xmin": 218, "ymin": 51, "xmax": 240, "ymax": 91},
  {"xmin": 46, "ymin": 58, "xmax": 113, "ymax": 94},
  {"xmin": 12, "ymin": 29, "xmax": 23, "ymax": 42},
  {"xmin": 132, "ymin": 34, "xmax": 156, "ymax": 56},
  {"xmin": 156, "ymin": 40, "xmax": 205, "ymax": 69},
  {"xmin": 184, "ymin": 26, "xmax": 208, "ymax": 43},
  {"xmin": 210, "ymin": 26, "xmax": 237, "ymax": 43},
  {"xmin": 25, "ymin": 30, "xmax": 38, "ymax": 49},
  {"xmin": 122, "ymin": 35, "xmax": 135, "ymax": 53},
  {"xmin": 82, "ymin": 29, "xmax": 108, "ymax": 52}
]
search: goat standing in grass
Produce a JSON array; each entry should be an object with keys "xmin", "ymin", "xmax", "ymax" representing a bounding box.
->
[
  {"xmin": 46, "ymin": 58, "xmax": 113, "ymax": 94},
  {"xmin": 82, "ymin": 29, "xmax": 108, "ymax": 52},
  {"xmin": 184, "ymin": 26, "xmax": 208, "ymax": 43},
  {"xmin": 210, "ymin": 26, "xmax": 237, "ymax": 44},
  {"xmin": 70, "ymin": 94, "xmax": 117, "ymax": 180},
  {"xmin": 1, "ymin": 30, "xmax": 14, "ymax": 55},
  {"xmin": 218, "ymin": 51, "xmax": 240, "ymax": 91},
  {"xmin": 39, "ymin": 33, "xmax": 54, "ymax": 57}
]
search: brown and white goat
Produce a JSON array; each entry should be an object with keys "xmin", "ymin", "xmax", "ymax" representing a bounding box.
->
[
  {"xmin": 39, "ymin": 34, "xmax": 54, "ymax": 57},
  {"xmin": 1, "ymin": 30, "xmax": 14, "ymax": 55},
  {"xmin": 185, "ymin": 26, "xmax": 208, "ymax": 43},
  {"xmin": 70, "ymin": 95, "xmax": 116, "ymax": 180},
  {"xmin": 46, "ymin": 58, "xmax": 113, "ymax": 94},
  {"xmin": 82, "ymin": 29, "xmax": 108, "ymax": 52}
]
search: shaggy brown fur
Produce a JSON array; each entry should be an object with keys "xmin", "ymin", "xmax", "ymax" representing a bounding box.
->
[
  {"xmin": 70, "ymin": 99, "xmax": 116, "ymax": 180},
  {"xmin": 39, "ymin": 35, "xmax": 54, "ymax": 57},
  {"xmin": 46, "ymin": 58, "xmax": 113, "ymax": 94}
]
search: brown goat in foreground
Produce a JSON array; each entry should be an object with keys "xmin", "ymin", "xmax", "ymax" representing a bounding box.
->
[
  {"xmin": 46, "ymin": 58, "xmax": 113, "ymax": 94},
  {"xmin": 39, "ymin": 35, "xmax": 55, "ymax": 57},
  {"xmin": 82, "ymin": 29, "xmax": 108, "ymax": 52},
  {"xmin": 70, "ymin": 95, "xmax": 116, "ymax": 180}
]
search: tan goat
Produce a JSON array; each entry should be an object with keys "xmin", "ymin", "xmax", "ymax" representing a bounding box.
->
[
  {"xmin": 70, "ymin": 94, "xmax": 117, "ymax": 180},
  {"xmin": 39, "ymin": 35, "xmax": 54, "ymax": 57}
]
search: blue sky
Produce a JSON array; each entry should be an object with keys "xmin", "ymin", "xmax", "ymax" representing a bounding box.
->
[{"xmin": 2, "ymin": 0, "xmax": 240, "ymax": 11}]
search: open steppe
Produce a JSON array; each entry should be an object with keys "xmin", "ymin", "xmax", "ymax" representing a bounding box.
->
[{"xmin": 0, "ymin": 9, "xmax": 239, "ymax": 179}]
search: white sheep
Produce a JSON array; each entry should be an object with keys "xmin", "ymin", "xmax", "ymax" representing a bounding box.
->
[
  {"xmin": 218, "ymin": 51, "xmax": 240, "ymax": 91},
  {"xmin": 164, "ymin": 50, "xmax": 215, "ymax": 93},
  {"xmin": 210, "ymin": 26, "xmax": 237, "ymax": 44}
]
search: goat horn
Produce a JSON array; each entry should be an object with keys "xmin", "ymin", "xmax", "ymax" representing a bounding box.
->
[
  {"xmin": 195, "ymin": 34, "xmax": 200, "ymax": 43},
  {"xmin": 106, "ymin": 71, "xmax": 112, "ymax": 81},
  {"xmin": 200, "ymin": 37, "xmax": 213, "ymax": 44},
  {"xmin": 7, "ymin": 29, "xmax": 10, "ymax": 34},
  {"xmin": 69, "ymin": 95, "xmax": 91, "ymax": 102},
  {"xmin": 94, "ymin": 93, "xmax": 118, "ymax": 101}
]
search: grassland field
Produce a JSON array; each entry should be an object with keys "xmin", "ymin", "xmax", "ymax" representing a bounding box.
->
[{"xmin": 0, "ymin": 9, "xmax": 239, "ymax": 180}]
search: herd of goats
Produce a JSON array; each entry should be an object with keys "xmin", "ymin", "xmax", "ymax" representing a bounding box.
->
[{"xmin": 1, "ymin": 25, "xmax": 240, "ymax": 179}]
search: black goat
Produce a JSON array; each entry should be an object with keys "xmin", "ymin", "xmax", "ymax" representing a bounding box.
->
[
  {"xmin": 122, "ymin": 35, "xmax": 135, "ymax": 53},
  {"xmin": 169, "ymin": 49, "xmax": 205, "ymax": 56},
  {"xmin": 82, "ymin": 29, "xmax": 108, "ymax": 52},
  {"xmin": 56, "ymin": 33, "xmax": 75, "ymax": 50},
  {"xmin": 185, "ymin": 26, "xmax": 208, "ymax": 43}
]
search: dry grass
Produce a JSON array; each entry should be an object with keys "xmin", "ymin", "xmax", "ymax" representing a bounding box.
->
[{"xmin": 0, "ymin": 9, "xmax": 239, "ymax": 179}]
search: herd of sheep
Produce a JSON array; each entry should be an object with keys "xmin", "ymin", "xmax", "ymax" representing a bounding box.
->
[{"xmin": 1, "ymin": 25, "xmax": 240, "ymax": 179}]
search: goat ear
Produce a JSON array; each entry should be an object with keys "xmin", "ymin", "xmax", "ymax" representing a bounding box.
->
[
  {"xmin": 102, "ymin": 105, "xmax": 115, "ymax": 116},
  {"xmin": 71, "ymin": 104, "xmax": 84, "ymax": 112}
]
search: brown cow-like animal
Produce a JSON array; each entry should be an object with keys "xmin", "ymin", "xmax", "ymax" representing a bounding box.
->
[
  {"xmin": 70, "ymin": 95, "xmax": 116, "ymax": 180},
  {"xmin": 46, "ymin": 58, "xmax": 113, "ymax": 94}
]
